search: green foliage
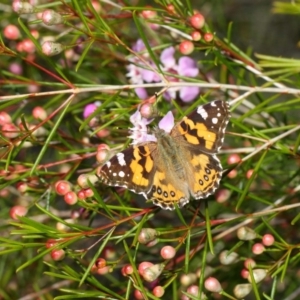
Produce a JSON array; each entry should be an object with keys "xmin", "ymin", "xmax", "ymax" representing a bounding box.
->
[{"xmin": 1, "ymin": 0, "xmax": 300, "ymax": 299}]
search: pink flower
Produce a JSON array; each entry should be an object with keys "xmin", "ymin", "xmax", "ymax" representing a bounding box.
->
[
  {"xmin": 126, "ymin": 40, "xmax": 159, "ymax": 99},
  {"xmin": 127, "ymin": 41, "xmax": 200, "ymax": 103},
  {"xmin": 83, "ymin": 102, "xmax": 101, "ymax": 119},
  {"xmin": 129, "ymin": 108, "xmax": 175, "ymax": 144},
  {"xmin": 128, "ymin": 110, "xmax": 156, "ymax": 144},
  {"xmin": 132, "ymin": 39, "xmax": 146, "ymax": 52},
  {"xmin": 160, "ymin": 47, "xmax": 200, "ymax": 102}
]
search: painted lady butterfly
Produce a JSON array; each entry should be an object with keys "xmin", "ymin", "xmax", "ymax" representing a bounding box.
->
[{"xmin": 98, "ymin": 100, "xmax": 230, "ymax": 210}]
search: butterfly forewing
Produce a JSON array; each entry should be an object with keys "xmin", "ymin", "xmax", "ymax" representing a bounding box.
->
[
  {"xmin": 175, "ymin": 100, "xmax": 230, "ymax": 154},
  {"xmin": 98, "ymin": 144, "xmax": 156, "ymax": 195}
]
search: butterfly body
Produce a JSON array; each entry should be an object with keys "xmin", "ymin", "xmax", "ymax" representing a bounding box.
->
[{"xmin": 98, "ymin": 100, "xmax": 230, "ymax": 210}]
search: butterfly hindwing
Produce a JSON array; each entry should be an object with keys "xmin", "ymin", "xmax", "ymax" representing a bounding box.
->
[
  {"xmin": 146, "ymin": 169, "xmax": 189, "ymax": 210},
  {"xmin": 189, "ymin": 152, "xmax": 223, "ymax": 199}
]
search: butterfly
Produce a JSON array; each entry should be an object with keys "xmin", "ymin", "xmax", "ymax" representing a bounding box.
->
[{"xmin": 98, "ymin": 100, "xmax": 230, "ymax": 210}]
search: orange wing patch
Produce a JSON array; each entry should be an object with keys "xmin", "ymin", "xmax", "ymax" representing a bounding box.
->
[
  {"xmin": 190, "ymin": 153, "xmax": 222, "ymax": 199},
  {"xmin": 178, "ymin": 117, "xmax": 217, "ymax": 150},
  {"xmin": 147, "ymin": 170, "xmax": 189, "ymax": 209},
  {"xmin": 130, "ymin": 146, "xmax": 153, "ymax": 187}
]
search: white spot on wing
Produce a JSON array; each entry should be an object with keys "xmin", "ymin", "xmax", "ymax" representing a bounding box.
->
[
  {"xmin": 119, "ymin": 171, "xmax": 125, "ymax": 177},
  {"xmin": 197, "ymin": 107, "xmax": 208, "ymax": 119},
  {"xmin": 210, "ymin": 101, "xmax": 217, "ymax": 107},
  {"xmin": 116, "ymin": 153, "xmax": 126, "ymax": 166},
  {"xmin": 212, "ymin": 117, "xmax": 218, "ymax": 124},
  {"xmin": 106, "ymin": 161, "xmax": 111, "ymax": 168},
  {"xmin": 113, "ymin": 172, "xmax": 117, "ymax": 176}
]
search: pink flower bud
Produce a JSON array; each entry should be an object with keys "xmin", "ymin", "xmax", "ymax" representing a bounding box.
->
[
  {"xmin": 233, "ymin": 283, "xmax": 252, "ymax": 299},
  {"xmin": 12, "ymin": 0, "xmax": 34, "ymax": 14},
  {"xmin": 191, "ymin": 31, "xmax": 201, "ymax": 41},
  {"xmin": 227, "ymin": 153, "xmax": 241, "ymax": 164},
  {"xmin": 244, "ymin": 258, "xmax": 256, "ymax": 269},
  {"xmin": 204, "ymin": 33, "xmax": 214, "ymax": 42},
  {"xmin": 95, "ymin": 258, "xmax": 106, "ymax": 269},
  {"xmin": 237, "ymin": 226, "xmax": 257, "ymax": 241},
  {"xmin": 228, "ymin": 169, "xmax": 237, "ymax": 178},
  {"xmin": 77, "ymin": 174, "xmax": 98, "ymax": 189},
  {"xmin": 51, "ymin": 249, "xmax": 65, "ymax": 261},
  {"xmin": 42, "ymin": 41, "xmax": 64, "ymax": 56},
  {"xmin": 190, "ymin": 13, "xmax": 205, "ymax": 29},
  {"xmin": 138, "ymin": 228, "xmax": 158, "ymax": 244},
  {"xmin": 180, "ymin": 273, "xmax": 197, "ymax": 286},
  {"xmin": 22, "ymin": 38, "xmax": 36, "ymax": 53},
  {"xmin": 142, "ymin": 263, "xmax": 164, "ymax": 282},
  {"xmin": 3, "ymin": 24, "xmax": 21, "ymax": 40},
  {"xmin": 152, "ymin": 286, "xmax": 165, "ymax": 298},
  {"xmin": 215, "ymin": 188, "xmax": 231, "ymax": 203},
  {"xmin": 138, "ymin": 261, "xmax": 153, "ymax": 275},
  {"xmin": 32, "ymin": 106, "xmax": 47, "ymax": 120},
  {"xmin": 141, "ymin": 7, "xmax": 157, "ymax": 19},
  {"xmin": 246, "ymin": 169, "xmax": 254, "ymax": 179},
  {"xmin": 42, "ymin": 9, "xmax": 63, "ymax": 25},
  {"xmin": 0, "ymin": 111, "xmax": 12, "ymax": 125},
  {"xmin": 121, "ymin": 264, "xmax": 133, "ymax": 276},
  {"xmin": 252, "ymin": 243, "xmax": 265, "ymax": 255},
  {"xmin": 204, "ymin": 277, "xmax": 222, "ymax": 293},
  {"xmin": 179, "ymin": 40, "xmax": 194, "ymax": 55},
  {"xmin": 140, "ymin": 103, "xmax": 154, "ymax": 119},
  {"xmin": 247, "ymin": 269, "xmax": 267, "ymax": 283},
  {"xmin": 96, "ymin": 148, "xmax": 109, "ymax": 164},
  {"xmin": 145, "ymin": 238, "xmax": 158, "ymax": 247},
  {"xmin": 55, "ymin": 180, "xmax": 72, "ymax": 196},
  {"xmin": 160, "ymin": 245, "xmax": 176, "ymax": 260},
  {"xmin": 10, "ymin": 205, "xmax": 28, "ymax": 219},
  {"xmin": 64, "ymin": 191, "xmax": 78, "ymax": 205},
  {"xmin": 2, "ymin": 123, "xmax": 19, "ymax": 138},
  {"xmin": 219, "ymin": 250, "xmax": 239, "ymax": 265},
  {"xmin": 186, "ymin": 285, "xmax": 199, "ymax": 297},
  {"xmin": 262, "ymin": 233, "xmax": 275, "ymax": 246}
]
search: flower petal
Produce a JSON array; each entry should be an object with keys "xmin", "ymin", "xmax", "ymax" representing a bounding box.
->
[
  {"xmin": 130, "ymin": 109, "xmax": 142, "ymax": 125},
  {"xmin": 178, "ymin": 57, "xmax": 199, "ymax": 77},
  {"xmin": 158, "ymin": 111, "xmax": 174, "ymax": 133},
  {"xmin": 126, "ymin": 63, "xmax": 144, "ymax": 84},
  {"xmin": 129, "ymin": 131, "xmax": 157, "ymax": 145},
  {"xmin": 179, "ymin": 86, "xmax": 200, "ymax": 102},
  {"xmin": 160, "ymin": 47, "xmax": 176, "ymax": 68},
  {"xmin": 163, "ymin": 88, "xmax": 177, "ymax": 101},
  {"xmin": 133, "ymin": 39, "xmax": 145, "ymax": 52},
  {"xmin": 83, "ymin": 103, "xmax": 98, "ymax": 119},
  {"xmin": 135, "ymin": 87, "xmax": 148, "ymax": 100},
  {"xmin": 140, "ymin": 68, "xmax": 157, "ymax": 82}
]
